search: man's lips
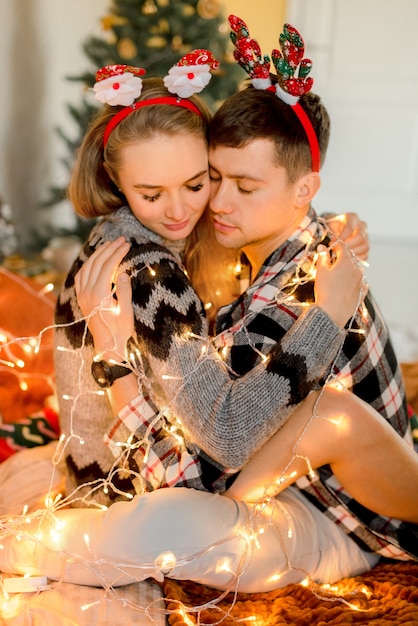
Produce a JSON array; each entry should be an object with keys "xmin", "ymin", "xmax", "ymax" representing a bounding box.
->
[{"xmin": 213, "ymin": 218, "xmax": 236, "ymax": 234}]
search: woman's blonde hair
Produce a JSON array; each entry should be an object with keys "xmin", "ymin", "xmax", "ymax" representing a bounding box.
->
[
  {"xmin": 183, "ymin": 211, "xmax": 241, "ymax": 324},
  {"xmin": 68, "ymin": 77, "xmax": 239, "ymax": 322}
]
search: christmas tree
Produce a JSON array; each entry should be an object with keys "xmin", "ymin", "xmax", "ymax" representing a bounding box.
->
[{"xmin": 44, "ymin": 0, "xmax": 243, "ymax": 234}]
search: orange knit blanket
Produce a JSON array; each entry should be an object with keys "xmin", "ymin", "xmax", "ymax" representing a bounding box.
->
[{"xmin": 163, "ymin": 561, "xmax": 418, "ymax": 625}]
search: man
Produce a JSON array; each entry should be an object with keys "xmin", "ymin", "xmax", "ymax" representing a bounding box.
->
[
  {"xmin": 204, "ymin": 84, "xmax": 415, "ymax": 554},
  {"xmin": 97, "ymin": 84, "xmax": 415, "ymax": 559}
]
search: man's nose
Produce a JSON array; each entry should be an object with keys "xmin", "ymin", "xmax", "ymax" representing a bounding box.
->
[{"xmin": 210, "ymin": 182, "xmax": 232, "ymax": 214}]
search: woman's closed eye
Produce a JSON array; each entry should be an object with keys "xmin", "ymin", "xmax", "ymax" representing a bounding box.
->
[
  {"xmin": 142, "ymin": 193, "xmax": 161, "ymax": 203},
  {"xmin": 187, "ymin": 183, "xmax": 205, "ymax": 192}
]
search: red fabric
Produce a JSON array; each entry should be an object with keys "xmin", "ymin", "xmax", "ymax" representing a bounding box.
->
[{"xmin": 0, "ymin": 269, "xmax": 56, "ymax": 425}]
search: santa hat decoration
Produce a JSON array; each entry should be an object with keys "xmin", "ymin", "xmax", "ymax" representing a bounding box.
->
[
  {"xmin": 163, "ymin": 49, "xmax": 220, "ymax": 98},
  {"xmin": 92, "ymin": 51, "xmax": 219, "ymax": 147},
  {"xmin": 93, "ymin": 64, "xmax": 146, "ymax": 107}
]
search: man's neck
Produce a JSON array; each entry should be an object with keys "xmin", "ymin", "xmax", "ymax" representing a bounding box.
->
[{"xmin": 244, "ymin": 207, "xmax": 310, "ymax": 278}]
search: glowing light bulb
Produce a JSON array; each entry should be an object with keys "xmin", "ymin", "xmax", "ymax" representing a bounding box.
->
[
  {"xmin": 216, "ymin": 558, "xmax": 233, "ymax": 574},
  {"xmin": 50, "ymin": 527, "xmax": 61, "ymax": 543},
  {"xmin": 1, "ymin": 595, "xmax": 21, "ymax": 619},
  {"xmin": 45, "ymin": 282, "xmax": 54, "ymax": 293},
  {"xmin": 154, "ymin": 551, "xmax": 176, "ymax": 574},
  {"xmin": 0, "ymin": 359, "xmax": 15, "ymax": 368},
  {"xmin": 178, "ymin": 607, "xmax": 195, "ymax": 626},
  {"xmin": 268, "ymin": 572, "xmax": 283, "ymax": 584}
]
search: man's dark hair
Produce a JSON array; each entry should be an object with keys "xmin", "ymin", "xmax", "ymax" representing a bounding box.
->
[{"xmin": 209, "ymin": 84, "xmax": 330, "ymax": 182}]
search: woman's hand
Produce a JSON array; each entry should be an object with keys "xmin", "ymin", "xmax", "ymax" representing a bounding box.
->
[
  {"xmin": 314, "ymin": 242, "xmax": 367, "ymax": 329},
  {"xmin": 75, "ymin": 237, "xmax": 134, "ymax": 360},
  {"xmin": 326, "ymin": 212, "xmax": 369, "ymax": 261}
]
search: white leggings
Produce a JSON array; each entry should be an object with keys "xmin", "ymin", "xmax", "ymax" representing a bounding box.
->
[{"xmin": 0, "ymin": 486, "xmax": 378, "ymax": 593}]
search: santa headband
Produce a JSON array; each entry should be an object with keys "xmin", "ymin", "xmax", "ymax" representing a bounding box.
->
[
  {"xmin": 229, "ymin": 15, "xmax": 320, "ymax": 172},
  {"xmin": 93, "ymin": 49, "xmax": 219, "ymax": 147}
]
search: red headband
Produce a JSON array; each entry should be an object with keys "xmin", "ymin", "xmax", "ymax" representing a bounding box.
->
[
  {"xmin": 265, "ymin": 85, "xmax": 320, "ymax": 172},
  {"xmin": 103, "ymin": 97, "xmax": 202, "ymax": 147},
  {"xmin": 291, "ymin": 103, "xmax": 321, "ymax": 173}
]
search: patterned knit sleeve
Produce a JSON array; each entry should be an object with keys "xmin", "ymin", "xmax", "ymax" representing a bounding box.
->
[
  {"xmin": 113, "ymin": 245, "xmax": 346, "ymax": 471},
  {"xmin": 54, "ymin": 251, "xmax": 137, "ymax": 507}
]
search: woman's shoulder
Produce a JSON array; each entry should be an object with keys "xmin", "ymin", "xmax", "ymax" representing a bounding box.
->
[
  {"xmin": 90, "ymin": 206, "xmax": 152, "ymax": 245},
  {"xmin": 90, "ymin": 207, "xmax": 185, "ymax": 263}
]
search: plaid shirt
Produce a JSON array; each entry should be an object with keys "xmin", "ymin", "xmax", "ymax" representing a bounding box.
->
[{"xmin": 107, "ymin": 208, "xmax": 417, "ymax": 560}]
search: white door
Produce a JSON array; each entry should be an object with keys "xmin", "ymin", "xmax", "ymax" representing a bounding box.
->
[
  {"xmin": 284, "ymin": 1, "xmax": 418, "ymax": 355},
  {"xmin": 285, "ymin": 0, "xmax": 418, "ymax": 244}
]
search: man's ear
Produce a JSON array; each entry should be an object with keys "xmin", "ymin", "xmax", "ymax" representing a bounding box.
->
[{"xmin": 295, "ymin": 171, "xmax": 321, "ymax": 207}]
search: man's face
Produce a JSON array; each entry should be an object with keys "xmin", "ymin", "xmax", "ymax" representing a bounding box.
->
[{"xmin": 208, "ymin": 138, "xmax": 306, "ymax": 267}]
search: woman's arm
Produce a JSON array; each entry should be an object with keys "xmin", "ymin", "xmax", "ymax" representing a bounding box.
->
[
  {"xmin": 75, "ymin": 236, "xmax": 363, "ymax": 470},
  {"xmin": 324, "ymin": 212, "xmax": 369, "ymax": 261}
]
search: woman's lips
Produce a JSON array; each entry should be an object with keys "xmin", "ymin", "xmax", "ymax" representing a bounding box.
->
[{"xmin": 164, "ymin": 220, "xmax": 190, "ymax": 231}]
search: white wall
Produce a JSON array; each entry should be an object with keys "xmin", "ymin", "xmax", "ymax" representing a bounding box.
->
[
  {"xmin": 285, "ymin": 0, "xmax": 418, "ymax": 358},
  {"xmin": 0, "ymin": 0, "xmax": 108, "ymax": 248},
  {"xmin": 286, "ymin": 0, "xmax": 418, "ymax": 245}
]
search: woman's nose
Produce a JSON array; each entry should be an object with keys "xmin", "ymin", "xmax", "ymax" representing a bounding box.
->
[{"xmin": 166, "ymin": 193, "xmax": 186, "ymax": 220}]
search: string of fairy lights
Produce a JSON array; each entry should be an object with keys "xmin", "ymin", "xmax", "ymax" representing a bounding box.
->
[{"xmin": 0, "ymin": 232, "xmax": 372, "ymax": 623}]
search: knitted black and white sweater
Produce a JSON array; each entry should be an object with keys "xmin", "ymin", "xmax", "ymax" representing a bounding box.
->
[{"xmin": 54, "ymin": 206, "xmax": 345, "ymax": 505}]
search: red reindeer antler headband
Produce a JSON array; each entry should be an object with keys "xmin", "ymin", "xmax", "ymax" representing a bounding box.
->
[{"xmin": 229, "ymin": 16, "xmax": 320, "ymax": 172}]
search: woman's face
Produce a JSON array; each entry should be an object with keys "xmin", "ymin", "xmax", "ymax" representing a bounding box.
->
[{"xmin": 117, "ymin": 133, "xmax": 210, "ymax": 241}]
